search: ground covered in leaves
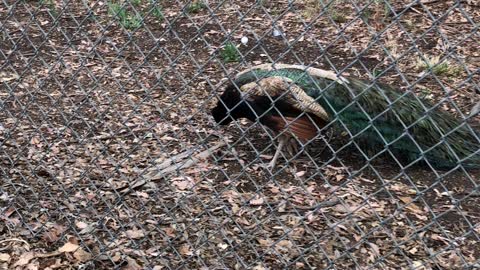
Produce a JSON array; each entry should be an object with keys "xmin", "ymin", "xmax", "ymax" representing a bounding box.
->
[{"xmin": 1, "ymin": 0, "xmax": 479, "ymax": 269}]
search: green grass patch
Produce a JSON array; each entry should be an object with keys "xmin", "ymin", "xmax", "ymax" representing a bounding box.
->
[
  {"xmin": 331, "ymin": 10, "xmax": 347, "ymax": 23},
  {"xmin": 302, "ymin": 0, "xmax": 347, "ymax": 23},
  {"xmin": 302, "ymin": 0, "xmax": 322, "ymax": 19},
  {"xmin": 187, "ymin": 1, "xmax": 206, "ymax": 13},
  {"xmin": 40, "ymin": 0, "xmax": 58, "ymax": 17},
  {"xmin": 131, "ymin": 0, "xmax": 142, "ymax": 6},
  {"xmin": 416, "ymin": 55, "xmax": 463, "ymax": 77},
  {"xmin": 150, "ymin": 1, "xmax": 163, "ymax": 20},
  {"xmin": 220, "ymin": 42, "xmax": 240, "ymax": 63},
  {"xmin": 108, "ymin": 2, "xmax": 143, "ymax": 30}
]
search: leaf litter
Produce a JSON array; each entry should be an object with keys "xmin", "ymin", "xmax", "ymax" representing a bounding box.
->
[{"xmin": 0, "ymin": 0, "xmax": 479, "ymax": 269}]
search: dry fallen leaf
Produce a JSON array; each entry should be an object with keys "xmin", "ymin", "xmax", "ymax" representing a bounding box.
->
[
  {"xmin": 257, "ymin": 239, "xmax": 272, "ymax": 247},
  {"xmin": 0, "ymin": 72, "xmax": 19, "ymax": 82},
  {"xmin": 58, "ymin": 242, "xmax": 80, "ymax": 253},
  {"xmin": 172, "ymin": 176, "xmax": 195, "ymax": 190},
  {"xmin": 42, "ymin": 223, "xmax": 67, "ymax": 243},
  {"xmin": 399, "ymin": 196, "xmax": 413, "ymax": 204},
  {"xmin": 412, "ymin": 261, "xmax": 425, "ymax": 269},
  {"xmin": 13, "ymin": 251, "xmax": 35, "ymax": 267},
  {"xmin": 179, "ymin": 244, "xmax": 193, "ymax": 256},
  {"xmin": 368, "ymin": 242, "xmax": 380, "ymax": 257},
  {"xmin": 231, "ymin": 202, "xmax": 240, "ymax": 215},
  {"xmin": 0, "ymin": 253, "xmax": 11, "ymax": 262},
  {"xmin": 334, "ymin": 203, "xmax": 356, "ymax": 213},
  {"xmin": 295, "ymin": 171, "xmax": 306, "ymax": 177},
  {"xmin": 79, "ymin": 223, "xmax": 96, "ymax": 234},
  {"xmin": 275, "ymin": 240, "xmax": 294, "ymax": 254},
  {"xmin": 75, "ymin": 221, "xmax": 88, "ymax": 230},
  {"xmin": 111, "ymin": 252, "xmax": 122, "ymax": 263},
  {"xmin": 73, "ymin": 248, "xmax": 92, "ymax": 262},
  {"xmin": 399, "ymin": 196, "xmax": 424, "ymax": 215},
  {"xmin": 295, "ymin": 262, "xmax": 305, "ymax": 269},
  {"xmin": 173, "ymin": 180, "xmax": 193, "ymax": 190},
  {"xmin": 217, "ymin": 243, "xmax": 228, "ymax": 250},
  {"xmin": 125, "ymin": 228, "xmax": 145, "ymax": 239},
  {"xmin": 30, "ymin": 136, "xmax": 40, "ymax": 145},
  {"xmin": 249, "ymin": 196, "xmax": 264, "ymax": 206},
  {"xmin": 123, "ymin": 257, "xmax": 142, "ymax": 270},
  {"xmin": 163, "ymin": 227, "xmax": 176, "ymax": 238},
  {"xmin": 269, "ymin": 185, "xmax": 280, "ymax": 194}
]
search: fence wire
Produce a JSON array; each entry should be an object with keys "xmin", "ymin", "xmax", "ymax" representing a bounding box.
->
[{"xmin": 1, "ymin": 0, "xmax": 479, "ymax": 269}]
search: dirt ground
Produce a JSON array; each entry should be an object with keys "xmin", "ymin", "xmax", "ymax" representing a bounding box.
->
[{"xmin": 1, "ymin": 0, "xmax": 479, "ymax": 269}]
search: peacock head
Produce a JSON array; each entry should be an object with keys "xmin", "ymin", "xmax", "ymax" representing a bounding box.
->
[{"xmin": 211, "ymin": 84, "xmax": 254, "ymax": 125}]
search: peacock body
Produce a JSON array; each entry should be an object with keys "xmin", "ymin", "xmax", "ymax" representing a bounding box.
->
[{"xmin": 212, "ymin": 63, "xmax": 480, "ymax": 169}]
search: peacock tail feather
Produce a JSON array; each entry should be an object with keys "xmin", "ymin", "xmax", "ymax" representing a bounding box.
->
[{"xmin": 233, "ymin": 64, "xmax": 480, "ymax": 169}]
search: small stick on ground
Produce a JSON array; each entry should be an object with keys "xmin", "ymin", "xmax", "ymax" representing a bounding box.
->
[
  {"xmin": 290, "ymin": 199, "xmax": 341, "ymax": 210},
  {"xmin": 0, "ymin": 238, "xmax": 31, "ymax": 251},
  {"xmin": 86, "ymin": 127, "xmax": 152, "ymax": 141},
  {"xmin": 388, "ymin": 0, "xmax": 442, "ymax": 16},
  {"xmin": 121, "ymin": 142, "xmax": 227, "ymax": 194},
  {"xmin": 155, "ymin": 149, "xmax": 196, "ymax": 170},
  {"xmin": 147, "ymin": 141, "xmax": 227, "ymax": 180}
]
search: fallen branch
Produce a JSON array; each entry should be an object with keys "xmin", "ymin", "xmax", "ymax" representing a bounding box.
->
[
  {"xmin": 388, "ymin": 0, "xmax": 442, "ymax": 16},
  {"xmin": 86, "ymin": 127, "xmax": 152, "ymax": 141},
  {"xmin": 266, "ymin": 199, "xmax": 341, "ymax": 212},
  {"xmin": 0, "ymin": 238, "xmax": 30, "ymax": 251},
  {"xmin": 154, "ymin": 149, "xmax": 196, "ymax": 170},
  {"xmin": 121, "ymin": 142, "xmax": 227, "ymax": 194},
  {"xmin": 189, "ymin": 11, "xmax": 236, "ymax": 20},
  {"xmin": 290, "ymin": 199, "xmax": 341, "ymax": 210},
  {"xmin": 146, "ymin": 141, "xmax": 227, "ymax": 180}
]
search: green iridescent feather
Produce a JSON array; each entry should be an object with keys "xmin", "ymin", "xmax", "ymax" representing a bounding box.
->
[{"xmin": 235, "ymin": 66, "xmax": 479, "ymax": 168}]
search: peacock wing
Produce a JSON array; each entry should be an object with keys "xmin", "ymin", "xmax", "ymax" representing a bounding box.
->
[{"xmin": 239, "ymin": 76, "xmax": 330, "ymax": 121}]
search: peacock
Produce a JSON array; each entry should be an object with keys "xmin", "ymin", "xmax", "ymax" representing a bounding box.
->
[{"xmin": 211, "ymin": 63, "xmax": 480, "ymax": 169}]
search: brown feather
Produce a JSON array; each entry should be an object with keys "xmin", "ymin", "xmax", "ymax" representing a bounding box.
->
[{"xmin": 269, "ymin": 115, "xmax": 325, "ymax": 141}]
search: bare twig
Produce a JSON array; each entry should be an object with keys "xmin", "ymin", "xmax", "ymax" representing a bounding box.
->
[
  {"xmin": 267, "ymin": 199, "xmax": 341, "ymax": 211},
  {"xmin": 0, "ymin": 238, "xmax": 31, "ymax": 251},
  {"xmin": 86, "ymin": 128, "xmax": 152, "ymax": 141},
  {"xmin": 155, "ymin": 149, "xmax": 196, "ymax": 170},
  {"xmin": 389, "ymin": 0, "xmax": 442, "ymax": 16},
  {"xmin": 290, "ymin": 199, "xmax": 341, "ymax": 210},
  {"xmin": 147, "ymin": 141, "xmax": 227, "ymax": 180},
  {"xmin": 121, "ymin": 142, "xmax": 227, "ymax": 194}
]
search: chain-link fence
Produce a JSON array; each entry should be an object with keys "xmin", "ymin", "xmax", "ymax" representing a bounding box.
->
[{"xmin": 1, "ymin": 0, "xmax": 479, "ymax": 269}]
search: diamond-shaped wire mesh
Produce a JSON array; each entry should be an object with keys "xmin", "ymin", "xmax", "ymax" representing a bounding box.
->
[{"xmin": 1, "ymin": 0, "xmax": 479, "ymax": 269}]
